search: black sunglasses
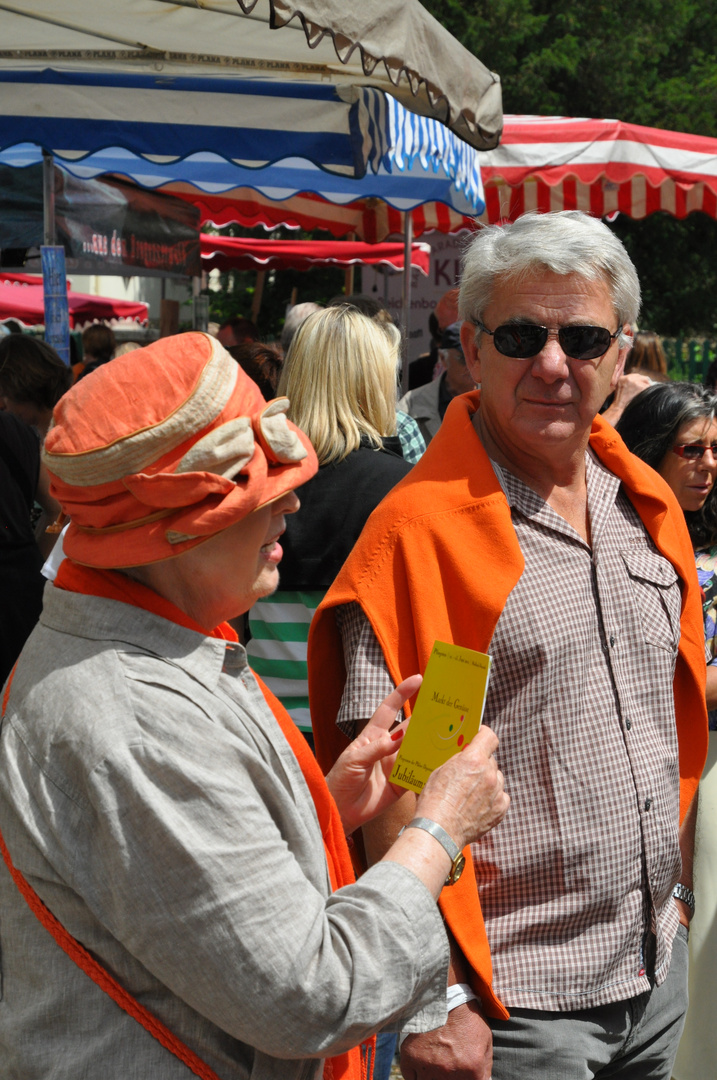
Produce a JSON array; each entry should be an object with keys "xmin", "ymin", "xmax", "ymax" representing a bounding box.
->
[
  {"xmin": 474, "ymin": 320, "xmax": 621, "ymax": 361},
  {"xmin": 672, "ymin": 442, "xmax": 717, "ymax": 461}
]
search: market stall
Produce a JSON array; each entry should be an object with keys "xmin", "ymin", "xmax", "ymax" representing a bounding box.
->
[
  {"xmin": 0, "ymin": 273, "xmax": 149, "ymax": 329},
  {"xmin": 0, "ymin": 0, "xmax": 500, "ymax": 359}
]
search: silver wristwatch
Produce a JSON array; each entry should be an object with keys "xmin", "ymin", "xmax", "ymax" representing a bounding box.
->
[
  {"xmin": 401, "ymin": 817, "xmax": 466, "ymax": 886},
  {"xmin": 672, "ymin": 883, "xmax": 695, "ymax": 918}
]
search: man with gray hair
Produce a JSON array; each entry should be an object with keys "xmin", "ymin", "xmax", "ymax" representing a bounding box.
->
[
  {"xmin": 309, "ymin": 211, "xmax": 707, "ymax": 1079},
  {"xmin": 280, "ymin": 301, "xmax": 323, "ymax": 354}
]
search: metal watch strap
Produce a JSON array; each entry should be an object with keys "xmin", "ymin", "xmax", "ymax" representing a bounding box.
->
[
  {"xmin": 672, "ymin": 882, "xmax": 695, "ymax": 917},
  {"xmin": 400, "ymin": 817, "xmax": 465, "ymax": 885},
  {"xmin": 405, "ymin": 817, "xmax": 460, "ymax": 860}
]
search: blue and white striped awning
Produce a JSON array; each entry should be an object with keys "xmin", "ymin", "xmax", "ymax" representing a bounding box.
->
[
  {"xmin": 0, "ymin": 73, "xmax": 484, "ymax": 215},
  {"xmin": 0, "ymin": 69, "xmax": 373, "ymax": 177}
]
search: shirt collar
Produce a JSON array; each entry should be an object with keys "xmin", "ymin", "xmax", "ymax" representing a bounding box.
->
[
  {"xmin": 40, "ymin": 582, "xmax": 243, "ymax": 694},
  {"xmin": 490, "ymin": 449, "xmax": 621, "ymax": 550}
]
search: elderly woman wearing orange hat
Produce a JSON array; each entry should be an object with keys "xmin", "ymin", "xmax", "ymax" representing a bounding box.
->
[{"xmin": 0, "ymin": 333, "xmax": 508, "ymax": 1080}]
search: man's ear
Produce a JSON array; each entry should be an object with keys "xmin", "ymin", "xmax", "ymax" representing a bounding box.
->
[
  {"xmin": 460, "ymin": 321, "xmax": 481, "ymax": 384},
  {"xmin": 610, "ymin": 326, "xmax": 631, "ymax": 391}
]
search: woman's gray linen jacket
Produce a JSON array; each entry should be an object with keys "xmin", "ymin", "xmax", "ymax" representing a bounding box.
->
[{"xmin": 0, "ymin": 585, "xmax": 449, "ymax": 1079}]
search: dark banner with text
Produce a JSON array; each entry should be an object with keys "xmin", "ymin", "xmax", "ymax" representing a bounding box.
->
[{"xmin": 0, "ymin": 165, "xmax": 200, "ymax": 278}]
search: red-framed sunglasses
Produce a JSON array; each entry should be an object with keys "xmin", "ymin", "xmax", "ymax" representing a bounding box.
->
[{"xmin": 671, "ymin": 442, "xmax": 717, "ymax": 460}]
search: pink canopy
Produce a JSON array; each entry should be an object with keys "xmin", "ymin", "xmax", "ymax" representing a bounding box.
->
[
  {"xmin": 200, "ymin": 234, "xmax": 430, "ymax": 273},
  {"xmin": 479, "ymin": 115, "xmax": 717, "ymax": 222},
  {"xmin": 0, "ymin": 274, "xmax": 149, "ymax": 329}
]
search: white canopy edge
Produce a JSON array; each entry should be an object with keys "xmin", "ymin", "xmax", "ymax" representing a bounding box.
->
[
  {"xmin": 0, "ymin": 0, "xmax": 502, "ymax": 151},
  {"xmin": 239, "ymin": 0, "xmax": 503, "ymax": 150}
]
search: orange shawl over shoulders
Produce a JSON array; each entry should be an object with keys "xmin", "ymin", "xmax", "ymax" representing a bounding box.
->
[{"xmin": 308, "ymin": 390, "xmax": 708, "ymax": 1022}]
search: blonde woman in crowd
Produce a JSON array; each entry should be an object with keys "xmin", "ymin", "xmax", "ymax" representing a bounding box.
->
[{"xmin": 247, "ymin": 306, "xmax": 411, "ymax": 754}]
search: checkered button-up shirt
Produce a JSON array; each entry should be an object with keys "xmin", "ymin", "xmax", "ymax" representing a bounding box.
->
[
  {"xmin": 395, "ymin": 410, "xmax": 427, "ymax": 465},
  {"xmin": 335, "ymin": 450, "xmax": 683, "ymax": 1011}
]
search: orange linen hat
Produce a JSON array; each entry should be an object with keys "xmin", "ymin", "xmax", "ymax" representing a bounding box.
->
[{"xmin": 43, "ymin": 332, "xmax": 318, "ymax": 567}]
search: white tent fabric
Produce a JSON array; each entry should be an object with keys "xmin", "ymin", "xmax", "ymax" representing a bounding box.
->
[
  {"xmin": 0, "ymin": 0, "xmax": 502, "ymax": 151},
  {"xmin": 239, "ymin": 0, "xmax": 503, "ymax": 149}
]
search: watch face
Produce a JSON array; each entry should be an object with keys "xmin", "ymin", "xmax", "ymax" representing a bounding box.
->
[{"xmin": 448, "ymin": 852, "xmax": 466, "ymax": 886}]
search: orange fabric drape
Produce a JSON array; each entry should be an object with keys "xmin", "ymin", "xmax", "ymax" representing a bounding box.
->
[
  {"xmin": 0, "ymin": 813, "xmax": 222, "ymax": 1080},
  {"xmin": 54, "ymin": 560, "xmax": 237, "ymax": 640}
]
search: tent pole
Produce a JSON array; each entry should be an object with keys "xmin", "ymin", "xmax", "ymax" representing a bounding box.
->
[
  {"xmin": 344, "ymin": 231, "xmax": 356, "ymax": 296},
  {"xmin": 400, "ymin": 213, "xmax": 413, "ymax": 395},
  {"xmin": 42, "ymin": 149, "xmax": 56, "ymax": 246},
  {"xmin": 251, "ymin": 270, "xmax": 266, "ymax": 323}
]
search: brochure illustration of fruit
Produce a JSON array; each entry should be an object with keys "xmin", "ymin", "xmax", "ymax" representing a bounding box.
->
[{"xmin": 390, "ymin": 640, "xmax": 492, "ymax": 795}]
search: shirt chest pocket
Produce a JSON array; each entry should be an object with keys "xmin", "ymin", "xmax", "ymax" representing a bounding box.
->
[{"xmin": 621, "ymin": 547, "xmax": 682, "ymax": 652}]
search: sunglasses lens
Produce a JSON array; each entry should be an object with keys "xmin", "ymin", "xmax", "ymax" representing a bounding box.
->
[
  {"xmin": 489, "ymin": 324, "xmax": 614, "ymax": 359},
  {"xmin": 559, "ymin": 326, "xmax": 613, "ymax": 360},
  {"xmin": 492, "ymin": 324, "xmax": 547, "ymax": 358},
  {"xmin": 681, "ymin": 445, "xmax": 706, "ymax": 460}
]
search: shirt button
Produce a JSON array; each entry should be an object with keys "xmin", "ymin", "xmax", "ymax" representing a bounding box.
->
[
  {"xmin": 625, "ymin": 719, "xmax": 632, "ymax": 730},
  {"xmin": 644, "ymin": 798, "xmax": 652, "ymax": 811},
  {"xmin": 609, "ymin": 635, "xmax": 616, "ymax": 647}
]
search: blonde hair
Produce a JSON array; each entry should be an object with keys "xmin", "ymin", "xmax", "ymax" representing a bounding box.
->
[{"xmin": 278, "ymin": 305, "xmax": 400, "ymax": 465}]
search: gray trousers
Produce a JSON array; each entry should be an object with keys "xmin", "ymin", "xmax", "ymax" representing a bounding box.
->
[{"xmin": 490, "ymin": 924, "xmax": 689, "ymax": 1080}]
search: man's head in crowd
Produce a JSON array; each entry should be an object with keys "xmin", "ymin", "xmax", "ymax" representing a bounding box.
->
[
  {"xmin": 82, "ymin": 324, "xmax": 116, "ymax": 367},
  {"xmin": 217, "ymin": 316, "xmax": 260, "ymax": 350},
  {"xmin": 0, "ymin": 334, "xmax": 73, "ymax": 434},
  {"xmin": 438, "ymin": 322, "xmax": 476, "ymax": 397},
  {"xmin": 458, "ymin": 211, "xmax": 639, "ymax": 471},
  {"xmin": 281, "ymin": 303, "xmax": 323, "ymax": 355}
]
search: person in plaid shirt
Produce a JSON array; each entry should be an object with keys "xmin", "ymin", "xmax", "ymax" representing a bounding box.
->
[{"xmin": 309, "ymin": 212, "xmax": 708, "ymax": 1080}]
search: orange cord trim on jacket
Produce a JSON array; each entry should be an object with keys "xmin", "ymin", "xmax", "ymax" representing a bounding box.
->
[
  {"xmin": 0, "ymin": 665, "xmax": 221, "ymax": 1080},
  {"xmin": 251, "ymin": 672, "xmax": 375, "ymax": 1080}
]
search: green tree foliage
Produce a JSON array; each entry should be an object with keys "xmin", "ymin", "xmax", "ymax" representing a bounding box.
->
[
  {"xmin": 612, "ymin": 214, "xmax": 717, "ymax": 337},
  {"xmin": 425, "ymin": 0, "xmax": 717, "ymax": 132},
  {"xmin": 424, "ymin": 0, "xmax": 717, "ymax": 334}
]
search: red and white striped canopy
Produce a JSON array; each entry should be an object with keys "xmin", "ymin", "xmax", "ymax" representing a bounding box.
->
[
  {"xmin": 167, "ymin": 185, "xmax": 472, "ymax": 243},
  {"xmin": 162, "ymin": 115, "xmax": 717, "ymax": 238},
  {"xmin": 479, "ymin": 115, "xmax": 717, "ymax": 222}
]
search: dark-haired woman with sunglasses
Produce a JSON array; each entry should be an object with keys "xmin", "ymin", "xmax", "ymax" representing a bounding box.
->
[
  {"xmin": 617, "ymin": 379, "xmax": 717, "ymax": 1080},
  {"xmin": 617, "ymin": 382, "xmax": 717, "ymax": 700}
]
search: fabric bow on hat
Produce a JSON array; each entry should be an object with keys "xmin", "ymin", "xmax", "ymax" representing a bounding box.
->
[{"xmin": 43, "ymin": 334, "xmax": 318, "ymax": 567}]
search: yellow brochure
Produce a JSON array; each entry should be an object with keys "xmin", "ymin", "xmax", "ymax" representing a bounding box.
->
[{"xmin": 390, "ymin": 640, "xmax": 492, "ymax": 794}]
